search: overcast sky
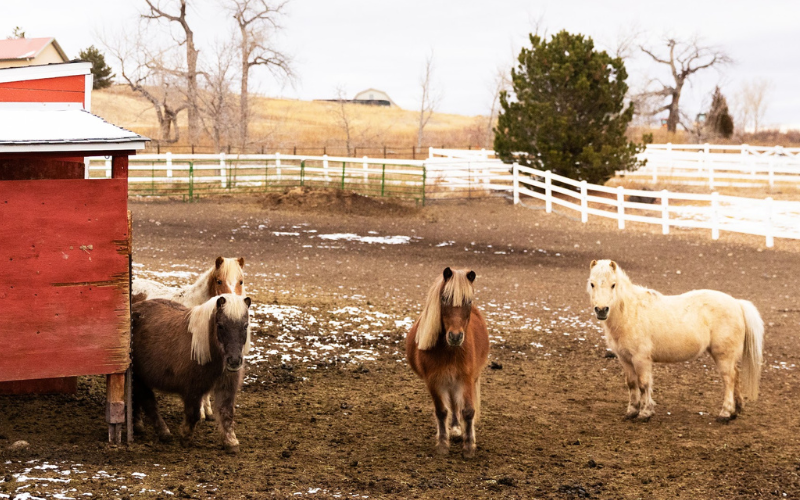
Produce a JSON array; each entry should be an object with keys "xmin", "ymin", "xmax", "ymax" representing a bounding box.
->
[{"xmin": 3, "ymin": 0, "xmax": 799, "ymax": 128}]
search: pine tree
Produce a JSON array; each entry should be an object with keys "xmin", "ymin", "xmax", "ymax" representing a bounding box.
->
[
  {"xmin": 78, "ymin": 46, "xmax": 115, "ymax": 90},
  {"xmin": 494, "ymin": 30, "xmax": 643, "ymax": 184},
  {"xmin": 706, "ymin": 86, "xmax": 734, "ymax": 139}
]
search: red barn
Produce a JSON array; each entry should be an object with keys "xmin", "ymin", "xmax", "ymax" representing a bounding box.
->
[{"xmin": 0, "ymin": 62, "xmax": 147, "ymax": 443}]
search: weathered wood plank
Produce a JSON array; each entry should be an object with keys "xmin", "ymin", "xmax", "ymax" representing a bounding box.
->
[
  {"xmin": 0, "ymin": 377, "xmax": 77, "ymax": 395},
  {"xmin": 0, "ymin": 179, "xmax": 130, "ymax": 382}
]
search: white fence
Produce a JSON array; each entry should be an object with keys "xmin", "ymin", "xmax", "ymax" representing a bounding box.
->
[
  {"xmin": 622, "ymin": 143, "xmax": 800, "ymax": 189},
  {"xmin": 513, "ymin": 163, "xmax": 800, "ymax": 247}
]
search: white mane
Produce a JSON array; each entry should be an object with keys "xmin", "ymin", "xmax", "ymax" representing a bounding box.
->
[{"xmin": 188, "ymin": 293, "xmax": 251, "ymax": 365}]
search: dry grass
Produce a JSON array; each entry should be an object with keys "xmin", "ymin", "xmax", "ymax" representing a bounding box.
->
[{"xmin": 92, "ymin": 86, "xmax": 491, "ymax": 154}]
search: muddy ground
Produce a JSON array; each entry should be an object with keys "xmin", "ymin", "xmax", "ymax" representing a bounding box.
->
[{"xmin": 2, "ymin": 189, "xmax": 800, "ymax": 499}]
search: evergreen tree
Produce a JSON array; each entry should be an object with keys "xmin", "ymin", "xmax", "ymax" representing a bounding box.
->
[
  {"xmin": 706, "ymin": 86, "xmax": 734, "ymax": 139},
  {"xmin": 78, "ymin": 46, "xmax": 115, "ymax": 90},
  {"xmin": 494, "ymin": 30, "xmax": 643, "ymax": 184}
]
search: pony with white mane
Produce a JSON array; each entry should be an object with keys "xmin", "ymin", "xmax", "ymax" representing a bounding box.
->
[
  {"xmin": 132, "ymin": 256, "xmax": 247, "ymax": 421},
  {"xmin": 588, "ymin": 259, "xmax": 764, "ymax": 422},
  {"xmin": 131, "ymin": 294, "xmax": 251, "ymax": 453}
]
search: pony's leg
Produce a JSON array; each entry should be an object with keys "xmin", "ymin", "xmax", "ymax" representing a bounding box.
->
[
  {"xmin": 428, "ymin": 384, "xmax": 450, "ymax": 455},
  {"xmin": 633, "ymin": 358, "xmax": 655, "ymax": 421},
  {"xmin": 734, "ymin": 364, "xmax": 745, "ymax": 415},
  {"xmin": 213, "ymin": 371, "xmax": 243, "ymax": 454},
  {"xmin": 448, "ymin": 385, "xmax": 463, "ymax": 440},
  {"xmin": 131, "ymin": 379, "xmax": 145, "ymax": 435},
  {"xmin": 712, "ymin": 354, "xmax": 738, "ymax": 422},
  {"xmin": 200, "ymin": 393, "xmax": 215, "ymax": 421},
  {"xmin": 134, "ymin": 381, "xmax": 171, "ymax": 442},
  {"xmin": 180, "ymin": 395, "xmax": 202, "ymax": 447},
  {"xmin": 461, "ymin": 378, "xmax": 477, "ymax": 459},
  {"xmin": 619, "ymin": 359, "xmax": 641, "ymax": 420}
]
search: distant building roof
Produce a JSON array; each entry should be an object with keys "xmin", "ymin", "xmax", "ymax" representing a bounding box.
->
[{"xmin": 0, "ymin": 37, "xmax": 68, "ymax": 62}]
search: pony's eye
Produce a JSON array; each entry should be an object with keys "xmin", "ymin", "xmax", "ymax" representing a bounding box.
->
[
  {"xmin": 217, "ymin": 280, "xmax": 222, "ymax": 285},
  {"xmin": 239, "ymin": 280, "xmax": 243, "ymax": 285},
  {"xmin": 611, "ymin": 284, "xmax": 616, "ymax": 289},
  {"xmin": 590, "ymin": 283, "xmax": 594, "ymax": 288}
]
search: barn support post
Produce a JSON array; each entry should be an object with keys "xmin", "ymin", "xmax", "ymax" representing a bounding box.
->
[
  {"xmin": 580, "ymin": 181, "xmax": 588, "ymax": 223},
  {"xmin": 661, "ymin": 190, "xmax": 670, "ymax": 234},
  {"xmin": 711, "ymin": 191, "xmax": 720, "ymax": 240},
  {"xmin": 616, "ymin": 186, "xmax": 624, "ymax": 229},
  {"xmin": 112, "ymin": 156, "xmax": 128, "ymax": 179},
  {"xmin": 765, "ymin": 197, "xmax": 774, "ymax": 248},
  {"xmin": 107, "ymin": 373, "xmax": 125, "ymax": 444},
  {"xmin": 512, "ymin": 163, "xmax": 520, "ymax": 205}
]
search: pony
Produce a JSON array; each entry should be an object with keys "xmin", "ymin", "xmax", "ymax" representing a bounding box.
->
[
  {"xmin": 132, "ymin": 256, "xmax": 247, "ymax": 421},
  {"xmin": 587, "ymin": 259, "xmax": 764, "ymax": 422},
  {"xmin": 406, "ymin": 267, "xmax": 489, "ymax": 458},
  {"xmin": 131, "ymin": 294, "xmax": 251, "ymax": 453}
]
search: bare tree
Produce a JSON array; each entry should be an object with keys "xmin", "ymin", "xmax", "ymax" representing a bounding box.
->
[
  {"xmin": 485, "ymin": 66, "xmax": 511, "ymax": 148},
  {"xmin": 639, "ymin": 36, "xmax": 731, "ymax": 132},
  {"xmin": 142, "ymin": 0, "xmax": 201, "ymax": 146},
  {"xmin": 736, "ymin": 78, "xmax": 773, "ymax": 133},
  {"xmin": 332, "ymin": 86, "xmax": 354, "ymax": 156},
  {"xmin": 103, "ymin": 29, "xmax": 187, "ymax": 144},
  {"xmin": 198, "ymin": 42, "xmax": 238, "ymax": 152},
  {"xmin": 417, "ymin": 52, "xmax": 440, "ymax": 148},
  {"xmin": 227, "ymin": 0, "xmax": 293, "ymax": 152}
]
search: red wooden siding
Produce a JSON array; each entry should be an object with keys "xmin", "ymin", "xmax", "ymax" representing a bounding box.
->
[
  {"xmin": 0, "ymin": 158, "xmax": 84, "ymax": 180},
  {"xmin": 0, "ymin": 179, "xmax": 130, "ymax": 382},
  {"xmin": 0, "ymin": 377, "xmax": 77, "ymax": 395},
  {"xmin": 0, "ymin": 75, "xmax": 85, "ymax": 103}
]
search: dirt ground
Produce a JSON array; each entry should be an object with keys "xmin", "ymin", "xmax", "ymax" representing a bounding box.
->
[{"xmin": 2, "ymin": 190, "xmax": 800, "ymax": 499}]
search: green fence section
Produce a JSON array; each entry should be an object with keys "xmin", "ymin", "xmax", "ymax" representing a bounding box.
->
[{"xmin": 120, "ymin": 158, "xmax": 427, "ymax": 204}]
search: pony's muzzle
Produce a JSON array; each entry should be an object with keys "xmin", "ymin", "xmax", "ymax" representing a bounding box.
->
[
  {"xmin": 226, "ymin": 357, "xmax": 243, "ymax": 372},
  {"xmin": 594, "ymin": 306, "xmax": 609, "ymax": 320},
  {"xmin": 447, "ymin": 331, "xmax": 465, "ymax": 346}
]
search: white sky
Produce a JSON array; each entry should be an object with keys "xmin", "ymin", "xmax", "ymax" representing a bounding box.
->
[{"xmin": 3, "ymin": 0, "xmax": 799, "ymax": 128}]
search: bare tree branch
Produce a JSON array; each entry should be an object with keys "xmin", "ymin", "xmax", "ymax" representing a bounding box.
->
[{"xmin": 417, "ymin": 51, "xmax": 440, "ymax": 148}]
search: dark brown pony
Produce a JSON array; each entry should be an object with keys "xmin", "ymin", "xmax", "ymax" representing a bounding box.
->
[
  {"xmin": 131, "ymin": 294, "xmax": 251, "ymax": 453},
  {"xmin": 406, "ymin": 267, "xmax": 489, "ymax": 458}
]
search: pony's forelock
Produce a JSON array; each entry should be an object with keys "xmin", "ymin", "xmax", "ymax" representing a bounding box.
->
[
  {"xmin": 188, "ymin": 293, "xmax": 250, "ymax": 365},
  {"xmin": 415, "ymin": 270, "xmax": 475, "ymax": 350}
]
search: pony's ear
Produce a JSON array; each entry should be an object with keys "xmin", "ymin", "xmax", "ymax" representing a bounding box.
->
[
  {"xmin": 466, "ymin": 270, "xmax": 476, "ymax": 282},
  {"xmin": 443, "ymin": 267, "xmax": 453, "ymax": 281},
  {"xmin": 215, "ymin": 256, "xmax": 224, "ymax": 269},
  {"xmin": 590, "ymin": 259, "xmax": 597, "ymax": 269},
  {"xmin": 216, "ymin": 296, "xmax": 227, "ymax": 309},
  {"xmin": 609, "ymin": 261, "xmax": 618, "ymax": 271},
  {"xmin": 238, "ymin": 257, "xmax": 245, "ymax": 268},
  {"xmin": 244, "ymin": 297, "xmax": 251, "ymax": 308}
]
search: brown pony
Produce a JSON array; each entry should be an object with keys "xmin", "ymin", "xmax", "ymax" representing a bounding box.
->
[
  {"xmin": 132, "ymin": 256, "xmax": 247, "ymax": 421},
  {"xmin": 131, "ymin": 294, "xmax": 251, "ymax": 453},
  {"xmin": 406, "ymin": 267, "xmax": 489, "ymax": 458}
]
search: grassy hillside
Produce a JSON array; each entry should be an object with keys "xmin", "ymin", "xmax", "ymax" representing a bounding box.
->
[{"xmin": 92, "ymin": 86, "xmax": 492, "ymax": 155}]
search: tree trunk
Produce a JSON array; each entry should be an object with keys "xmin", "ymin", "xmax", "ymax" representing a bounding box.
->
[
  {"xmin": 186, "ymin": 31, "xmax": 199, "ymax": 146},
  {"xmin": 239, "ymin": 28, "xmax": 249, "ymax": 152},
  {"xmin": 666, "ymin": 83, "xmax": 684, "ymax": 133}
]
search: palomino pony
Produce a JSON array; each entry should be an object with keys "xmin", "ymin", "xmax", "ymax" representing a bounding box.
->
[
  {"xmin": 131, "ymin": 294, "xmax": 251, "ymax": 453},
  {"xmin": 406, "ymin": 267, "xmax": 489, "ymax": 458},
  {"xmin": 132, "ymin": 256, "xmax": 247, "ymax": 421},
  {"xmin": 588, "ymin": 259, "xmax": 764, "ymax": 422}
]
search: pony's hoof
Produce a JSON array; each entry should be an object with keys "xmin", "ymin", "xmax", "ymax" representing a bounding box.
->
[
  {"xmin": 224, "ymin": 443, "xmax": 239, "ymax": 454},
  {"xmin": 133, "ymin": 421, "xmax": 145, "ymax": 435},
  {"xmin": 716, "ymin": 414, "xmax": 736, "ymax": 424},
  {"xmin": 435, "ymin": 442, "xmax": 449, "ymax": 455},
  {"xmin": 462, "ymin": 445, "xmax": 476, "ymax": 459},
  {"xmin": 157, "ymin": 432, "xmax": 173, "ymax": 443},
  {"xmin": 636, "ymin": 413, "xmax": 653, "ymax": 422},
  {"xmin": 623, "ymin": 411, "xmax": 639, "ymax": 421}
]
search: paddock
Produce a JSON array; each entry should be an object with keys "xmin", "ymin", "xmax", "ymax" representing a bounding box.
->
[{"xmin": 1, "ymin": 193, "xmax": 798, "ymax": 498}]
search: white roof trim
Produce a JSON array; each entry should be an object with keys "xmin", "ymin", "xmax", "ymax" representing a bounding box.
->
[
  {"xmin": 0, "ymin": 102, "xmax": 84, "ymax": 110},
  {"xmin": 0, "ymin": 142, "xmax": 147, "ymax": 153},
  {"xmin": 0, "ymin": 62, "xmax": 92, "ymax": 84}
]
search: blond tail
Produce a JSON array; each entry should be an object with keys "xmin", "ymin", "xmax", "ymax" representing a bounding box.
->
[{"xmin": 739, "ymin": 300, "xmax": 764, "ymax": 400}]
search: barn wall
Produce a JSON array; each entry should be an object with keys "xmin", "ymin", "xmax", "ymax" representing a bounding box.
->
[
  {"xmin": 0, "ymin": 75, "xmax": 85, "ymax": 104},
  {"xmin": 0, "ymin": 179, "xmax": 130, "ymax": 382}
]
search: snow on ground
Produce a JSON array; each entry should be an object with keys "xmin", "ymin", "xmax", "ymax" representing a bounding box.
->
[{"xmin": 671, "ymin": 199, "xmax": 800, "ymax": 238}]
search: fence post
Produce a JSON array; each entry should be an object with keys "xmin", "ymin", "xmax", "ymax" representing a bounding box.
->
[
  {"xmin": 512, "ymin": 163, "xmax": 520, "ymax": 205},
  {"xmin": 711, "ymin": 191, "xmax": 720, "ymax": 240},
  {"xmin": 105, "ymin": 157, "xmax": 112, "ymax": 178},
  {"xmin": 84, "ymin": 158, "xmax": 91, "ymax": 179},
  {"xmin": 617, "ymin": 186, "xmax": 625, "ymax": 229},
  {"xmin": 275, "ymin": 152, "xmax": 281, "ymax": 181},
  {"xmin": 264, "ymin": 159, "xmax": 269, "ymax": 191},
  {"xmin": 422, "ymin": 165, "xmax": 427, "ymax": 206},
  {"xmin": 428, "ymin": 146, "xmax": 433, "ymax": 159},
  {"xmin": 363, "ymin": 156, "xmax": 369, "ymax": 183},
  {"xmin": 765, "ymin": 197, "xmax": 774, "ymax": 248},
  {"xmin": 341, "ymin": 161, "xmax": 346, "ymax": 190},
  {"xmin": 768, "ymin": 155, "xmax": 775, "ymax": 189},
  {"xmin": 481, "ymin": 148, "xmax": 488, "ymax": 160},
  {"xmin": 708, "ymin": 161, "xmax": 715, "ymax": 190},
  {"xmin": 580, "ymin": 180, "xmax": 588, "ymax": 223},
  {"xmin": 741, "ymin": 144, "xmax": 752, "ymax": 175},
  {"xmin": 188, "ymin": 162, "xmax": 194, "ymax": 200},
  {"xmin": 666, "ymin": 142, "xmax": 673, "ymax": 169},
  {"xmin": 219, "ymin": 152, "xmax": 227, "ymax": 188},
  {"xmin": 323, "ymin": 154, "xmax": 330, "ymax": 182},
  {"xmin": 166, "ymin": 151, "xmax": 173, "ymax": 178},
  {"xmin": 381, "ymin": 164, "xmax": 386, "ymax": 196},
  {"xmin": 545, "ymin": 170, "xmax": 552, "ymax": 213},
  {"xmin": 300, "ymin": 160, "xmax": 305, "ymax": 187},
  {"xmin": 661, "ymin": 190, "xmax": 669, "ymax": 234}
]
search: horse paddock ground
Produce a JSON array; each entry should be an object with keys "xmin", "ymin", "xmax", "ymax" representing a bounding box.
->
[{"xmin": 2, "ymin": 190, "xmax": 800, "ymax": 499}]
